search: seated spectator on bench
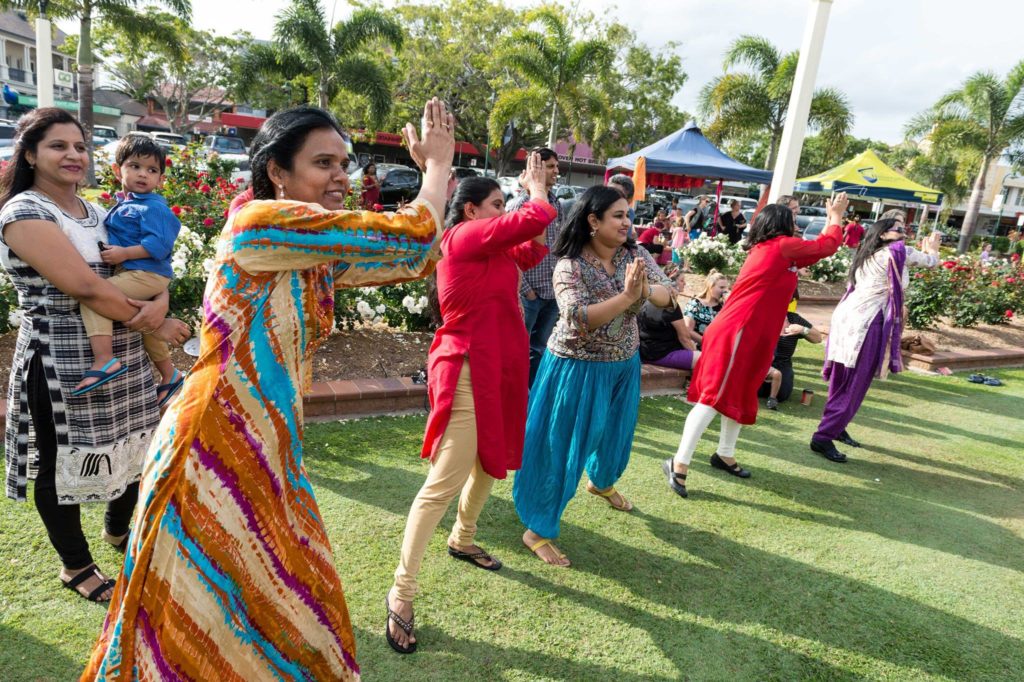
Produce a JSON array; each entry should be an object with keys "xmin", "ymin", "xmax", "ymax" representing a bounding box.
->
[
  {"xmin": 758, "ymin": 303, "xmax": 823, "ymax": 409},
  {"xmin": 682, "ymin": 270, "xmax": 728, "ymax": 350},
  {"xmin": 639, "ymin": 268, "xmax": 698, "ymax": 370}
]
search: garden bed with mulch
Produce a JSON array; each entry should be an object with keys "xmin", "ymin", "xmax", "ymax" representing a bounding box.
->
[
  {"xmin": 1, "ymin": 289, "xmax": 1022, "ymax": 389},
  {"xmin": 681, "ymin": 274, "xmax": 846, "ymax": 300}
]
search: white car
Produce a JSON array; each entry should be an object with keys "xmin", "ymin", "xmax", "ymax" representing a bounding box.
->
[
  {"xmin": 201, "ymin": 135, "xmax": 250, "ymax": 185},
  {"xmin": 497, "ymin": 176, "xmax": 520, "ymax": 201}
]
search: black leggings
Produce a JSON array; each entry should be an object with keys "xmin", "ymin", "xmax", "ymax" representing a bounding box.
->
[{"xmin": 28, "ymin": 354, "xmax": 138, "ymax": 570}]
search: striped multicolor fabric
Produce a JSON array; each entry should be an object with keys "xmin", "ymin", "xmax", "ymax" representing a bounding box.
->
[{"xmin": 83, "ymin": 199, "xmax": 440, "ymax": 681}]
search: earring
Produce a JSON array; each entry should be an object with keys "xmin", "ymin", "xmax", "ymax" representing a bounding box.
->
[
  {"xmin": 590, "ymin": 229, "xmax": 598, "ymax": 237},
  {"xmin": 278, "ymin": 185, "xmax": 285, "ymax": 199}
]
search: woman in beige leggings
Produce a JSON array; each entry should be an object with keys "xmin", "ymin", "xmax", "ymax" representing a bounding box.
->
[{"xmin": 386, "ymin": 156, "xmax": 555, "ymax": 653}]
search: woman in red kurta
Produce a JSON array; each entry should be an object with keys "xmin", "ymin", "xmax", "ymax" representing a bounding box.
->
[
  {"xmin": 387, "ymin": 158, "xmax": 554, "ymax": 654},
  {"xmin": 663, "ymin": 194, "xmax": 848, "ymax": 499}
]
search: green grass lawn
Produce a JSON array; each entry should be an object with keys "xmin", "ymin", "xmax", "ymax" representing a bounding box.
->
[{"xmin": 2, "ymin": 347, "xmax": 1022, "ymax": 680}]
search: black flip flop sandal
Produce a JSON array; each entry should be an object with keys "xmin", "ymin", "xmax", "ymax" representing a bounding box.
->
[
  {"xmin": 61, "ymin": 564, "xmax": 115, "ymax": 602},
  {"xmin": 385, "ymin": 595, "xmax": 417, "ymax": 654},
  {"xmin": 447, "ymin": 545, "xmax": 502, "ymax": 571}
]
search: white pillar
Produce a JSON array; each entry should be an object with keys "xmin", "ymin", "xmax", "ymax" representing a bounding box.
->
[
  {"xmin": 768, "ymin": 0, "xmax": 834, "ymax": 202},
  {"xmin": 35, "ymin": 18, "xmax": 54, "ymax": 107}
]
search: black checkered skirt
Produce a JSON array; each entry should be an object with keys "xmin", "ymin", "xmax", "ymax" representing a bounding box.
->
[{"xmin": 4, "ymin": 260, "xmax": 159, "ymax": 504}]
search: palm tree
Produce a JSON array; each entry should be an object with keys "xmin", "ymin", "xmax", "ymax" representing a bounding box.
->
[
  {"xmin": 495, "ymin": 6, "xmax": 613, "ymax": 149},
  {"xmin": 906, "ymin": 62, "xmax": 1024, "ymax": 253},
  {"xmin": 238, "ymin": 0, "xmax": 403, "ymax": 127},
  {"xmin": 2, "ymin": 0, "xmax": 191, "ymax": 183},
  {"xmin": 699, "ymin": 35, "xmax": 852, "ymax": 171}
]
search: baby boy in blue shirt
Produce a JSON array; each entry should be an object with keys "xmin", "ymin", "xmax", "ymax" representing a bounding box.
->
[{"xmin": 75, "ymin": 135, "xmax": 184, "ymax": 407}]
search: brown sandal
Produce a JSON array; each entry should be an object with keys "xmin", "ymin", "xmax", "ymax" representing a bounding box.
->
[{"xmin": 586, "ymin": 483, "xmax": 634, "ymax": 511}]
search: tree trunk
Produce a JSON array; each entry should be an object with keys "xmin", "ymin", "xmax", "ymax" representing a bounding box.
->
[
  {"xmin": 765, "ymin": 128, "xmax": 781, "ymax": 171},
  {"xmin": 546, "ymin": 99, "xmax": 558, "ymax": 149},
  {"xmin": 957, "ymin": 157, "xmax": 991, "ymax": 254},
  {"xmin": 78, "ymin": 12, "xmax": 96, "ymax": 186}
]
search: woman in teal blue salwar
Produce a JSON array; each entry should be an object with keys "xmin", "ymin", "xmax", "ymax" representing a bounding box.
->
[{"xmin": 513, "ymin": 186, "xmax": 676, "ymax": 567}]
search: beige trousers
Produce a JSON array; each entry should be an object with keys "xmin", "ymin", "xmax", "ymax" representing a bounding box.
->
[
  {"xmin": 393, "ymin": 362, "xmax": 495, "ymax": 602},
  {"xmin": 80, "ymin": 268, "xmax": 172, "ymax": 363}
]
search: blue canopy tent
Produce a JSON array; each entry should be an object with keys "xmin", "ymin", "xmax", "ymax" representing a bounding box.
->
[{"xmin": 606, "ymin": 121, "xmax": 774, "ymax": 185}]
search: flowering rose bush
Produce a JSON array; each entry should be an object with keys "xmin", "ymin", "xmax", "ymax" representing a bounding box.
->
[
  {"xmin": 906, "ymin": 254, "xmax": 1023, "ymax": 328},
  {"xmin": 678, "ymin": 234, "xmax": 746, "ymax": 274},
  {"xmin": 0, "ymin": 146, "xmax": 436, "ymax": 335},
  {"xmin": 807, "ymin": 248, "xmax": 852, "ymax": 283}
]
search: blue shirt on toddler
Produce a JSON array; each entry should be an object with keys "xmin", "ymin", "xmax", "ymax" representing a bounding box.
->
[{"xmin": 104, "ymin": 191, "xmax": 181, "ymax": 279}]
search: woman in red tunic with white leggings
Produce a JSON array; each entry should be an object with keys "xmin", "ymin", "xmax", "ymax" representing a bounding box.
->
[
  {"xmin": 386, "ymin": 154, "xmax": 555, "ymax": 653},
  {"xmin": 663, "ymin": 193, "xmax": 849, "ymax": 498}
]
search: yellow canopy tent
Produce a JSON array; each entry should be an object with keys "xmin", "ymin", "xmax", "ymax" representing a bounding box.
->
[{"xmin": 795, "ymin": 149, "xmax": 943, "ymax": 205}]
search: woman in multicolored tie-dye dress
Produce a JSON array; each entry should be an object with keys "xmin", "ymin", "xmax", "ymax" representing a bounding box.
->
[{"xmin": 83, "ymin": 100, "xmax": 455, "ymax": 681}]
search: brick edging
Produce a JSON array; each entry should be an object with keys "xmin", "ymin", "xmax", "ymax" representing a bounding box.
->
[{"xmin": 4, "ymin": 347, "xmax": 1019, "ymax": 428}]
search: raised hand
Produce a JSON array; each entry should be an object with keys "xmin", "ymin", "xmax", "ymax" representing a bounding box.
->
[
  {"xmin": 523, "ymin": 152, "xmax": 547, "ymax": 198},
  {"xmin": 402, "ymin": 98, "xmax": 455, "ymax": 173},
  {"xmin": 826, "ymin": 192, "xmax": 849, "ymax": 225}
]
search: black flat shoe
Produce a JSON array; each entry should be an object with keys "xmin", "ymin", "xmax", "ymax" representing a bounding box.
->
[
  {"xmin": 662, "ymin": 458, "xmax": 688, "ymax": 498},
  {"xmin": 810, "ymin": 439, "xmax": 847, "ymax": 463},
  {"xmin": 709, "ymin": 452, "xmax": 751, "ymax": 478},
  {"xmin": 838, "ymin": 430, "xmax": 861, "ymax": 448},
  {"xmin": 385, "ymin": 594, "xmax": 417, "ymax": 654},
  {"xmin": 447, "ymin": 545, "xmax": 502, "ymax": 571}
]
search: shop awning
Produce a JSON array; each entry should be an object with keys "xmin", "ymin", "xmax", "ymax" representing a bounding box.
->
[
  {"xmin": 221, "ymin": 112, "xmax": 267, "ymax": 130},
  {"xmin": 18, "ymin": 95, "xmax": 120, "ymax": 117}
]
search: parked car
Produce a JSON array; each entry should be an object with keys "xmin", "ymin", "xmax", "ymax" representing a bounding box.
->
[
  {"xmin": 718, "ymin": 194, "xmax": 758, "ymax": 211},
  {"xmin": 92, "ymin": 125, "xmax": 118, "ymax": 147},
  {"xmin": 0, "ymin": 122, "xmax": 15, "ymax": 147},
  {"xmin": 552, "ymin": 184, "xmax": 583, "ymax": 201},
  {"xmin": 151, "ymin": 132, "xmax": 188, "ymax": 147},
  {"xmin": 452, "ymin": 166, "xmax": 481, "ymax": 180},
  {"xmin": 349, "ymin": 163, "xmax": 421, "ymax": 209},
  {"xmin": 497, "ymin": 175, "xmax": 520, "ymax": 202},
  {"xmin": 795, "ymin": 205, "xmax": 827, "ymax": 232},
  {"xmin": 801, "ymin": 217, "xmax": 827, "ymax": 240},
  {"xmin": 202, "ymin": 134, "xmax": 251, "ymax": 184}
]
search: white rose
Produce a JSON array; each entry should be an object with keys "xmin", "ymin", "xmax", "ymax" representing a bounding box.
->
[
  {"xmin": 375, "ymin": 304, "xmax": 386, "ymax": 314},
  {"xmin": 8, "ymin": 309, "xmax": 23, "ymax": 327}
]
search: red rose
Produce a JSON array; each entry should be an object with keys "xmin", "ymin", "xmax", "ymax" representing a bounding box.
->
[
  {"xmin": 100, "ymin": 192, "xmax": 112, "ymax": 200},
  {"xmin": 1007, "ymin": 277, "xmax": 1017, "ymax": 284},
  {"xmin": 171, "ymin": 205, "xmax": 182, "ymax": 216},
  {"xmin": 941, "ymin": 261, "xmax": 956, "ymax": 269},
  {"xmin": 372, "ymin": 203, "xmax": 383, "ymax": 211},
  {"xmin": 165, "ymin": 158, "xmax": 172, "ymax": 167},
  {"xmin": 203, "ymin": 217, "xmax": 214, "ymax": 227},
  {"xmin": 1006, "ymin": 310, "xmax": 1014, "ymax": 318},
  {"xmin": 200, "ymin": 184, "xmax": 211, "ymax": 193}
]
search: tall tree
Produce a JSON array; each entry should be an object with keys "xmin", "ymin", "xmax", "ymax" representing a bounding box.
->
[
  {"xmin": 699, "ymin": 35, "xmax": 852, "ymax": 171},
  {"xmin": 92, "ymin": 9, "xmax": 242, "ymax": 135},
  {"xmin": 372, "ymin": 0, "xmax": 528, "ymax": 173},
  {"xmin": 238, "ymin": 0, "xmax": 402, "ymax": 127},
  {"xmin": 597, "ymin": 26, "xmax": 689, "ymax": 159},
  {"xmin": 496, "ymin": 5, "xmax": 613, "ymax": 149},
  {"xmin": 906, "ymin": 62, "xmax": 1024, "ymax": 252},
  {"xmin": 2, "ymin": 0, "xmax": 191, "ymax": 182}
]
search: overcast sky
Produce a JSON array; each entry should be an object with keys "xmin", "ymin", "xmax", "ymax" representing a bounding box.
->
[{"xmin": 92, "ymin": 0, "xmax": 1024, "ymax": 144}]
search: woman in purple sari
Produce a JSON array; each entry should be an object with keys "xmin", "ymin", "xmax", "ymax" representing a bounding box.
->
[{"xmin": 810, "ymin": 214, "xmax": 941, "ymax": 462}]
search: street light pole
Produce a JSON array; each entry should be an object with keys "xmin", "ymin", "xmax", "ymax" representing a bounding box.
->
[
  {"xmin": 768, "ymin": 0, "xmax": 834, "ymax": 203},
  {"xmin": 35, "ymin": 1, "xmax": 55, "ymax": 107}
]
